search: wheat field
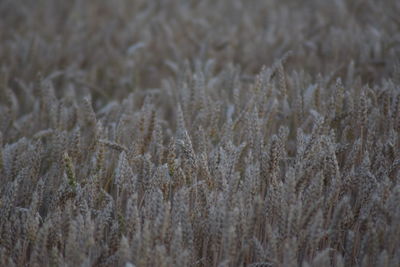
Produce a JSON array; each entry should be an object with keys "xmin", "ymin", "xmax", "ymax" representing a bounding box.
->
[{"xmin": 1, "ymin": 0, "xmax": 400, "ymax": 266}]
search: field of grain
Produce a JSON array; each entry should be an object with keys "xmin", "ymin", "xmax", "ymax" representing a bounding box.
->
[{"xmin": 1, "ymin": 0, "xmax": 400, "ymax": 266}]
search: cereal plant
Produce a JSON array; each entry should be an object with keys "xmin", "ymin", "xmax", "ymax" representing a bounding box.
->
[{"xmin": 0, "ymin": 0, "xmax": 400, "ymax": 266}]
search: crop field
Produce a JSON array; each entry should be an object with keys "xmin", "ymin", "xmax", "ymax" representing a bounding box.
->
[{"xmin": 1, "ymin": 0, "xmax": 400, "ymax": 266}]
